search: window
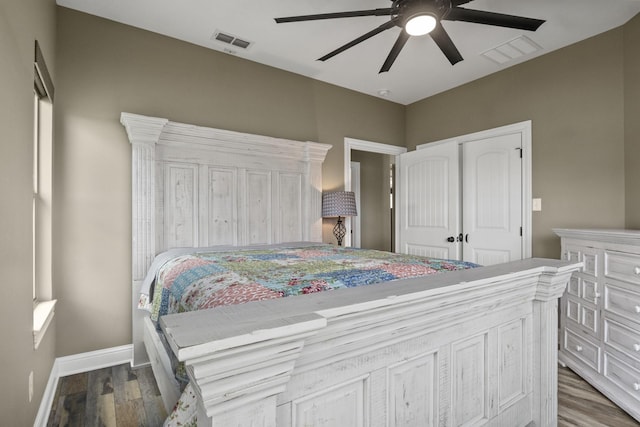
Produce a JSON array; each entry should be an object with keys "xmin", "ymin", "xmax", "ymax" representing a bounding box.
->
[{"xmin": 33, "ymin": 40, "xmax": 56, "ymax": 349}]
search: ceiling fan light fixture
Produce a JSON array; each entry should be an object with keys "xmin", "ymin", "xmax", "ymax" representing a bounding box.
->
[{"xmin": 405, "ymin": 13, "xmax": 437, "ymax": 36}]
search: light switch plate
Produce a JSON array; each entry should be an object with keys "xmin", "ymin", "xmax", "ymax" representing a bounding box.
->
[{"xmin": 532, "ymin": 198, "xmax": 542, "ymax": 212}]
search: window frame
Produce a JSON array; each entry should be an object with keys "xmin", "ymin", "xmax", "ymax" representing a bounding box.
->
[{"xmin": 32, "ymin": 40, "xmax": 56, "ymax": 349}]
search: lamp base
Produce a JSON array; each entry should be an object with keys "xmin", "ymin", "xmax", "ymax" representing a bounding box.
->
[{"xmin": 333, "ymin": 216, "xmax": 346, "ymax": 246}]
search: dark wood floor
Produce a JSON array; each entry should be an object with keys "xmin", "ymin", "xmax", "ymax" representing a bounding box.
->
[
  {"xmin": 48, "ymin": 364, "xmax": 638, "ymax": 426},
  {"xmin": 47, "ymin": 364, "xmax": 166, "ymax": 427}
]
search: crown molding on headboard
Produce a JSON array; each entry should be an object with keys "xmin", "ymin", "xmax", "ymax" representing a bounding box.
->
[
  {"xmin": 121, "ymin": 112, "xmax": 332, "ymax": 281},
  {"xmin": 121, "ymin": 112, "xmax": 168, "ymax": 145}
]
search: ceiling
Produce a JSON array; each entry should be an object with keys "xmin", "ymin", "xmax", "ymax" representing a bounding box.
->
[{"xmin": 57, "ymin": 0, "xmax": 640, "ymax": 105}]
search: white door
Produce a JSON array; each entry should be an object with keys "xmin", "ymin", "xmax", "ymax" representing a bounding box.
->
[
  {"xmin": 462, "ymin": 134, "xmax": 522, "ymax": 265},
  {"xmin": 397, "ymin": 123, "xmax": 527, "ymax": 265},
  {"xmin": 396, "ymin": 141, "xmax": 460, "ymax": 259}
]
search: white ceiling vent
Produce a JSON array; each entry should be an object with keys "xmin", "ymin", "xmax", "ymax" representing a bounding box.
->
[
  {"xmin": 212, "ymin": 30, "xmax": 253, "ymax": 51},
  {"xmin": 482, "ymin": 35, "xmax": 541, "ymax": 65}
]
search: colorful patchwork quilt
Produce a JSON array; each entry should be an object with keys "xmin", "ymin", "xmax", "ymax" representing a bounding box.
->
[{"xmin": 147, "ymin": 244, "xmax": 479, "ymax": 322}]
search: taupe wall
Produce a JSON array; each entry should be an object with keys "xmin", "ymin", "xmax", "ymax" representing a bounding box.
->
[
  {"xmin": 54, "ymin": 7, "xmax": 405, "ymax": 356},
  {"xmin": 625, "ymin": 15, "xmax": 640, "ymax": 227},
  {"xmin": 406, "ymin": 28, "xmax": 629, "ymax": 259},
  {"xmin": 0, "ymin": 0, "xmax": 57, "ymax": 424}
]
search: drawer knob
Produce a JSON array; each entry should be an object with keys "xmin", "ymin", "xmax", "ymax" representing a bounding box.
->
[
  {"xmin": 635, "ymin": 266, "xmax": 640, "ymax": 275},
  {"xmin": 636, "ymin": 306, "xmax": 640, "ymax": 314},
  {"xmin": 634, "ymin": 383, "xmax": 640, "ymax": 391},
  {"xmin": 634, "ymin": 344, "xmax": 640, "ymax": 352},
  {"xmin": 576, "ymin": 345, "xmax": 583, "ymax": 352}
]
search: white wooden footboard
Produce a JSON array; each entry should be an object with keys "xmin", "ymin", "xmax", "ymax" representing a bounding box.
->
[{"xmin": 160, "ymin": 258, "xmax": 580, "ymax": 427}]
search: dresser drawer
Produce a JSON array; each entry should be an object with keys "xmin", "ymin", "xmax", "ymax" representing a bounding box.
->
[
  {"xmin": 604, "ymin": 352, "xmax": 640, "ymax": 402},
  {"xmin": 605, "ymin": 251, "xmax": 640, "ymax": 285},
  {"xmin": 604, "ymin": 283, "xmax": 640, "ymax": 325},
  {"xmin": 605, "ymin": 319, "xmax": 640, "ymax": 363},
  {"xmin": 563, "ymin": 328, "xmax": 600, "ymax": 372}
]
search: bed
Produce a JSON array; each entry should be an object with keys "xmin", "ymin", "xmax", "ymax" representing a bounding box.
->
[{"xmin": 121, "ymin": 112, "xmax": 581, "ymax": 427}]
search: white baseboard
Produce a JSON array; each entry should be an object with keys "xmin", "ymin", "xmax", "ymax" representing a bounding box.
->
[{"xmin": 34, "ymin": 344, "xmax": 134, "ymax": 427}]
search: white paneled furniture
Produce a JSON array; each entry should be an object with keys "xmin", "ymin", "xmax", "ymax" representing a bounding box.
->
[
  {"xmin": 122, "ymin": 113, "xmax": 580, "ymax": 427},
  {"xmin": 555, "ymin": 228, "xmax": 640, "ymax": 422}
]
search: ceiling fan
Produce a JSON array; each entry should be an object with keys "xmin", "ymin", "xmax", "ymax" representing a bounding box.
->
[{"xmin": 275, "ymin": 0, "xmax": 545, "ymax": 73}]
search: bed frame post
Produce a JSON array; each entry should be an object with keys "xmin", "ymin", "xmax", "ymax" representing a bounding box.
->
[
  {"xmin": 121, "ymin": 112, "xmax": 168, "ymax": 366},
  {"xmin": 531, "ymin": 268, "xmax": 575, "ymax": 427},
  {"xmin": 166, "ymin": 314, "xmax": 327, "ymax": 427}
]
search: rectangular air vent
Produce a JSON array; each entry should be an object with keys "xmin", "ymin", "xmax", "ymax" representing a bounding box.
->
[
  {"xmin": 212, "ymin": 30, "xmax": 253, "ymax": 51},
  {"xmin": 482, "ymin": 35, "xmax": 541, "ymax": 65}
]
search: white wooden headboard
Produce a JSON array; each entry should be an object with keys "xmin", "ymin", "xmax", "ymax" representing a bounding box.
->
[
  {"xmin": 121, "ymin": 112, "xmax": 331, "ymax": 365},
  {"xmin": 121, "ymin": 112, "xmax": 331, "ymax": 281}
]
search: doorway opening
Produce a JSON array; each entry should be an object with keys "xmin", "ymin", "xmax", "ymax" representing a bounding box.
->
[{"xmin": 344, "ymin": 138, "xmax": 407, "ymax": 250}]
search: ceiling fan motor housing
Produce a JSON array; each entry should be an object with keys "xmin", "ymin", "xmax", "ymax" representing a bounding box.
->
[{"xmin": 394, "ymin": 0, "xmax": 450, "ymax": 28}]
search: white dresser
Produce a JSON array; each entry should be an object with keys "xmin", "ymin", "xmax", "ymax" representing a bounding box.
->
[{"xmin": 554, "ymin": 228, "xmax": 640, "ymax": 421}]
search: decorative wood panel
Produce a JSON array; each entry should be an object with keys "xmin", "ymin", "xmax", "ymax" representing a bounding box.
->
[
  {"xmin": 388, "ymin": 352, "xmax": 438, "ymax": 427},
  {"xmin": 567, "ymin": 299, "xmax": 580, "ymax": 323},
  {"xmin": 292, "ymin": 377, "xmax": 368, "ymax": 427},
  {"xmin": 205, "ymin": 167, "xmax": 237, "ymax": 246},
  {"xmin": 164, "ymin": 163, "xmax": 198, "ymax": 248},
  {"xmin": 278, "ymin": 173, "xmax": 303, "ymax": 242},
  {"xmin": 452, "ymin": 333, "xmax": 488, "ymax": 426},
  {"xmin": 498, "ymin": 319, "xmax": 526, "ymax": 408},
  {"xmin": 567, "ymin": 276, "xmax": 580, "ymax": 297},
  {"xmin": 245, "ymin": 170, "xmax": 272, "ymax": 245}
]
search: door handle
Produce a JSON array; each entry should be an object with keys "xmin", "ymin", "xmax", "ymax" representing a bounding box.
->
[
  {"xmin": 465, "ymin": 234, "xmax": 469, "ymax": 243},
  {"xmin": 457, "ymin": 233, "xmax": 463, "ymax": 242},
  {"xmin": 447, "ymin": 236, "xmax": 455, "ymax": 242}
]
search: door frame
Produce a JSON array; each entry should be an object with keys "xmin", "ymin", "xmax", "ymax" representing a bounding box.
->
[
  {"xmin": 344, "ymin": 138, "xmax": 407, "ymax": 248},
  {"xmin": 350, "ymin": 161, "xmax": 361, "ymax": 248},
  {"xmin": 414, "ymin": 120, "xmax": 532, "ymax": 259}
]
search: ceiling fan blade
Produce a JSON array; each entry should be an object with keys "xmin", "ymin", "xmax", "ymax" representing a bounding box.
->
[
  {"xmin": 430, "ymin": 22, "xmax": 463, "ymax": 65},
  {"xmin": 319, "ymin": 19, "xmax": 398, "ymax": 62},
  {"xmin": 444, "ymin": 7, "xmax": 545, "ymax": 31},
  {"xmin": 379, "ymin": 30, "xmax": 410, "ymax": 73},
  {"xmin": 275, "ymin": 8, "xmax": 394, "ymax": 24}
]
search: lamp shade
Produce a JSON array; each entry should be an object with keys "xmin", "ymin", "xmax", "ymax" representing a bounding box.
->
[{"xmin": 322, "ymin": 191, "xmax": 357, "ymax": 218}]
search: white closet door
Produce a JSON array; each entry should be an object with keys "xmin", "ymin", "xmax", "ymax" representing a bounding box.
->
[
  {"xmin": 462, "ymin": 133, "xmax": 522, "ymax": 265},
  {"xmin": 397, "ymin": 141, "xmax": 459, "ymax": 259}
]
